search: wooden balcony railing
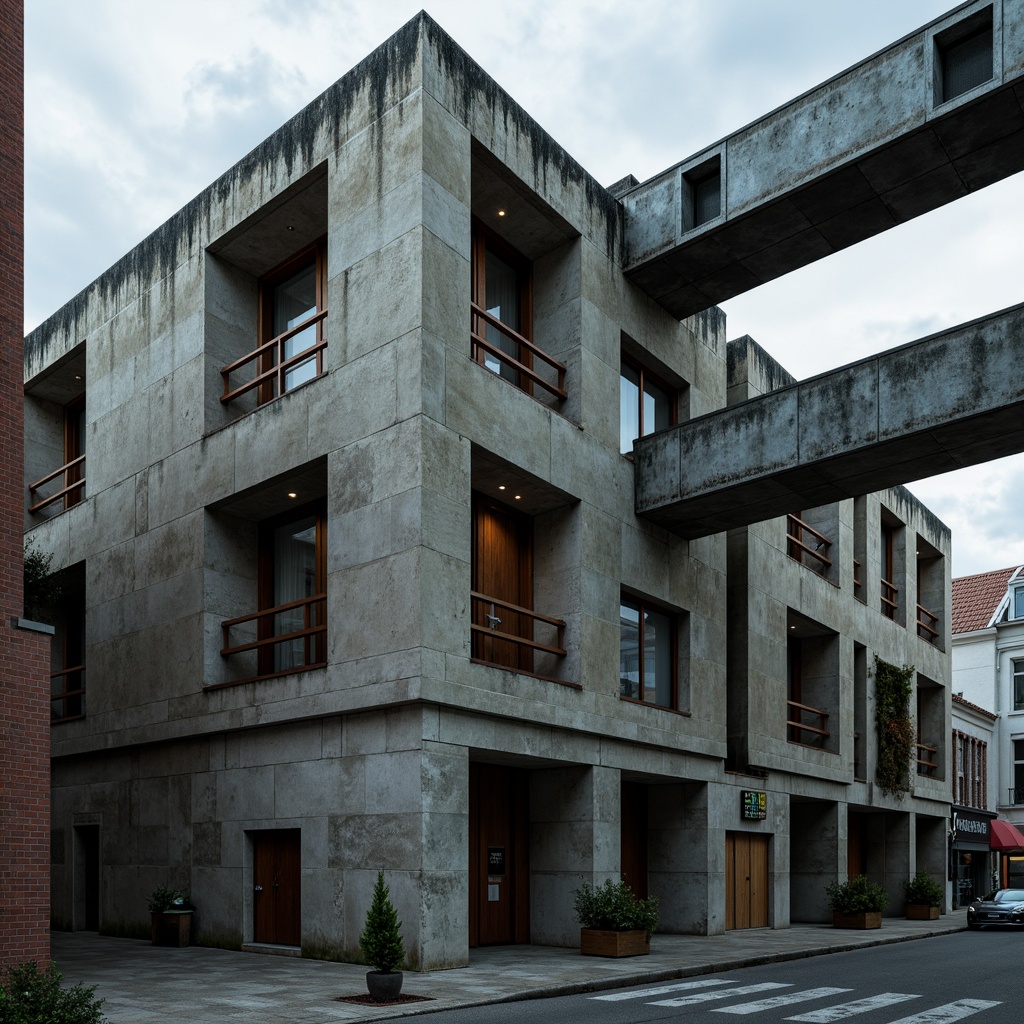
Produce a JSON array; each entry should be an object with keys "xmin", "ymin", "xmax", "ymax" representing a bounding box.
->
[
  {"xmin": 50, "ymin": 664, "xmax": 85, "ymax": 722},
  {"xmin": 881, "ymin": 578, "xmax": 899, "ymax": 619},
  {"xmin": 470, "ymin": 591, "xmax": 566, "ymax": 672},
  {"xmin": 28, "ymin": 454, "xmax": 85, "ymax": 513},
  {"xmin": 470, "ymin": 303, "xmax": 567, "ymax": 402},
  {"xmin": 853, "ymin": 730, "xmax": 866, "ymax": 781},
  {"xmin": 218, "ymin": 593, "xmax": 327, "ymax": 685},
  {"xmin": 787, "ymin": 699, "xmax": 830, "ymax": 747},
  {"xmin": 853, "ymin": 558, "xmax": 862, "ymax": 589},
  {"xmin": 916, "ymin": 604, "xmax": 940, "ymax": 644},
  {"xmin": 916, "ymin": 740, "xmax": 939, "ymax": 776},
  {"xmin": 220, "ymin": 309, "xmax": 327, "ymax": 404},
  {"xmin": 786, "ymin": 515, "xmax": 832, "ymax": 573}
]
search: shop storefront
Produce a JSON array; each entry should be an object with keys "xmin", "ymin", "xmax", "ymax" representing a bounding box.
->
[{"xmin": 950, "ymin": 808, "xmax": 996, "ymax": 907}]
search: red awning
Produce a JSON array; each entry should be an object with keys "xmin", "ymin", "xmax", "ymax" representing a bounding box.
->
[{"xmin": 989, "ymin": 819, "xmax": 1024, "ymax": 851}]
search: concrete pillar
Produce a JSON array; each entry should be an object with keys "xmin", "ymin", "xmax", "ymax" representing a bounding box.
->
[
  {"xmin": 883, "ymin": 812, "xmax": 912, "ymax": 916},
  {"xmin": 790, "ymin": 801, "xmax": 839, "ymax": 923},
  {"xmin": 529, "ymin": 764, "xmax": 618, "ymax": 946}
]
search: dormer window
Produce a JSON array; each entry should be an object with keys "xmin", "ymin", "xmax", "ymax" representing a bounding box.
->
[{"xmin": 1015, "ymin": 585, "xmax": 1024, "ymax": 620}]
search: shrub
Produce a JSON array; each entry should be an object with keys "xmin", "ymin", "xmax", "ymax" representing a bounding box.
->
[
  {"xmin": 146, "ymin": 885, "xmax": 187, "ymax": 913},
  {"xmin": 359, "ymin": 871, "xmax": 405, "ymax": 973},
  {"xmin": 0, "ymin": 961, "xmax": 105, "ymax": 1024},
  {"xmin": 825, "ymin": 874, "xmax": 889, "ymax": 913},
  {"xmin": 903, "ymin": 870, "xmax": 943, "ymax": 908},
  {"xmin": 23, "ymin": 544, "xmax": 62, "ymax": 623},
  {"xmin": 572, "ymin": 878, "xmax": 659, "ymax": 940}
]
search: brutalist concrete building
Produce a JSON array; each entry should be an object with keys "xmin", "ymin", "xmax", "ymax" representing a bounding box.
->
[{"xmin": 27, "ymin": 6, "xmax": 1001, "ymax": 967}]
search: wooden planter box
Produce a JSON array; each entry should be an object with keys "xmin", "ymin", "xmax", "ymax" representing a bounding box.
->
[
  {"xmin": 580, "ymin": 928, "xmax": 650, "ymax": 957},
  {"xmin": 832, "ymin": 911, "xmax": 881, "ymax": 930},
  {"xmin": 906, "ymin": 904, "xmax": 940, "ymax": 920},
  {"xmin": 151, "ymin": 910, "xmax": 193, "ymax": 946}
]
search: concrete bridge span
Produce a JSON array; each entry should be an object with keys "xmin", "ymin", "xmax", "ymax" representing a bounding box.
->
[{"xmin": 634, "ymin": 302, "xmax": 1024, "ymax": 538}]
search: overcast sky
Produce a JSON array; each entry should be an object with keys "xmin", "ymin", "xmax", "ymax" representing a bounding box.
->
[{"xmin": 24, "ymin": 0, "xmax": 1024, "ymax": 579}]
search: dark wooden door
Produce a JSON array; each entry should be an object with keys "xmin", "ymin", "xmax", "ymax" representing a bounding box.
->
[
  {"xmin": 620, "ymin": 782, "xmax": 649, "ymax": 898},
  {"xmin": 726, "ymin": 832, "xmax": 769, "ymax": 930},
  {"xmin": 469, "ymin": 763, "xmax": 530, "ymax": 946},
  {"xmin": 472, "ymin": 495, "xmax": 532, "ymax": 671},
  {"xmin": 253, "ymin": 829, "xmax": 301, "ymax": 946}
]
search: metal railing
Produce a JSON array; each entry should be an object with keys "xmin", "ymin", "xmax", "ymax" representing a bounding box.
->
[
  {"xmin": 916, "ymin": 604, "xmax": 940, "ymax": 644},
  {"xmin": 916, "ymin": 740, "xmax": 939, "ymax": 776},
  {"xmin": 786, "ymin": 515, "xmax": 832, "ymax": 573},
  {"xmin": 50, "ymin": 664, "xmax": 86, "ymax": 722},
  {"xmin": 470, "ymin": 591, "xmax": 566, "ymax": 670},
  {"xmin": 219, "ymin": 593, "xmax": 327, "ymax": 685},
  {"xmin": 470, "ymin": 302, "xmax": 567, "ymax": 402},
  {"xmin": 220, "ymin": 309, "xmax": 328, "ymax": 404},
  {"xmin": 787, "ymin": 699, "xmax": 830, "ymax": 747},
  {"xmin": 28, "ymin": 454, "xmax": 85, "ymax": 513},
  {"xmin": 1008, "ymin": 788, "xmax": 1024, "ymax": 806}
]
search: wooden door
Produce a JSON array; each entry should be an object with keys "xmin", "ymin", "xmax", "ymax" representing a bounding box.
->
[
  {"xmin": 253, "ymin": 829, "xmax": 301, "ymax": 946},
  {"xmin": 472, "ymin": 495, "xmax": 532, "ymax": 671},
  {"xmin": 469, "ymin": 764, "xmax": 530, "ymax": 946},
  {"xmin": 726, "ymin": 832, "xmax": 769, "ymax": 930},
  {"xmin": 620, "ymin": 782, "xmax": 649, "ymax": 898}
]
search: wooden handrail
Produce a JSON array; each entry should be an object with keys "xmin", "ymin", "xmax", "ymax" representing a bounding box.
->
[
  {"xmin": 916, "ymin": 604, "xmax": 940, "ymax": 641},
  {"xmin": 470, "ymin": 590, "xmax": 567, "ymax": 658},
  {"xmin": 28, "ymin": 454, "xmax": 86, "ymax": 513},
  {"xmin": 916, "ymin": 739, "xmax": 939, "ymax": 774},
  {"xmin": 881, "ymin": 578, "xmax": 898, "ymax": 616},
  {"xmin": 470, "ymin": 302, "xmax": 567, "ymax": 402},
  {"xmin": 220, "ymin": 309, "xmax": 327, "ymax": 404},
  {"xmin": 787, "ymin": 699, "xmax": 830, "ymax": 741},
  {"xmin": 786, "ymin": 515, "xmax": 833, "ymax": 570},
  {"xmin": 49, "ymin": 664, "xmax": 85, "ymax": 682},
  {"xmin": 853, "ymin": 558, "xmax": 862, "ymax": 588},
  {"xmin": 221, "ymin": 593, "xmax": 326, "ymax": 657}
]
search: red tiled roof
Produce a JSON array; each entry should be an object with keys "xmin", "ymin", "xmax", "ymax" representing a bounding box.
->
[
  {"xmin": 952, "ymin": 566, "xmax": 1019, "ymax": 634},
  {"xmin": 952, "ymin": 692, "xmax": 997, "ymax": 720}
]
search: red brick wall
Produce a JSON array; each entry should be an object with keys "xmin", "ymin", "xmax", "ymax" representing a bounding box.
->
[{"xmin": 0, "ymin": 0, "xmax": 51, "ymax": 968}]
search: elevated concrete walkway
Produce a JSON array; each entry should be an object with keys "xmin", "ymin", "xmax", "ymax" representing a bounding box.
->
[
  {"xmin": 622, "ymin": 1, "xmax": 1024, "ymax": 319},
  {"xmin": 52, "ymin": 913, "xmax": 966, "ymax": 1022},
  {"xmin": 635, "ymin": 303, "xmax": 1024, "ymax": 538}
]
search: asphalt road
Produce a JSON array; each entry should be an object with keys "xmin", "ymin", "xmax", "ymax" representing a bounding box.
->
[{"xmin": 418, "ymin": 929, "xmax": 1019, "ymax": 1024}]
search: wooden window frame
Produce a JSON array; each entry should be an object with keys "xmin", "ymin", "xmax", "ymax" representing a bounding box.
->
[
  {"xmin": 619, "ymin": 593, "xmax": 678, "ymax": 710},
  {"xmin": 254, "ymin": 239, "xmax": 328, "ymax": 406},
  {"xmin": 881, "ymin": 521, "xmax": 898, "ymax": 619},
  {"xmin": 255, "ymin": 499, "xmax": 328, "ymax": 680},
  {"xmin": 1013, "ymin": 658, "xmax": 1024, "ymax": 712},
  {"xmin": 51, "ymin": 587, "xmax": 86, "ymax": 724},
  {"xmin": 619, "ymin": 354, "xmax": 677, "ymax": 458}
]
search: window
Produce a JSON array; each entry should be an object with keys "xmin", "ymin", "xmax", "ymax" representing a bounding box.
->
[
  {"xmin": 684, "ymin": 157, "xmax": 722, "ymax": 230},
  {"xmin": 50, "ymin": 566, "xmax": 86, "ymax": 722},
  {"xmin": 619, "ymin": 595, "xmax": 676, "ymax": 708},
  {"xmin": 258, "ymin": 242, "xmax": 327, "ymax": 402},
  {"xmin": 1015, "ymin": 586, "xmax": 1024, "ymax": 621},
  {"xmin": 619, "ymin": 357, "xmax": 675, "ymax": 456},
  {"xmin": 1014, "ymin": 659, "xmax": 1024, "ymax": 712},
  {"xmin": 880, "ymin": 520, "xmax": 900, "ymax": 620},
  {"xmin": 28, "ymin": 393, "xmax": 85, "ymax": 514},
  {"xmin": 1014, "ymin": 740, "xmax": 1024, "ymax": 804},
  {"xmin": 937, "ymin": 15, "xmax": 993, "ymax": 104}
]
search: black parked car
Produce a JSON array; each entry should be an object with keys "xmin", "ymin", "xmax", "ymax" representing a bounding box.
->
[{"xmin": 966, "ymin": 889, "xmax": 1024, "ymax": 929}]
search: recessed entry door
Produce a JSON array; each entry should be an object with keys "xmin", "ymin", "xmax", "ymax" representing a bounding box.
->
[
  {"xmin": 726, "ymin": 831, "xmax": 769, "ymax": 930},
  {"xmin": 253, "ymin": 829, "xmax": 301, "ymax": 946},
  {"xmin": 469, "ymin": 763, "xmax": 529, "ymax": 946}
]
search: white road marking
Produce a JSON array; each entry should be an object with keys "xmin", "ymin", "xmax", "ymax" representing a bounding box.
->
[
  {"xmin": 592, "ymin": 978, "xmax": 730, "ymax": 1001},
  {"xmin": 713, "ymin": 987, "xmax": 852, "ymax": 1014},
  {"xmin": 651, "ymin": 982, "xmax": 791, "ymax": 1007},
  {"xmin": 786, "ymin": 992, "xmax": 921, "ymax": 1021},
  {"xmin": 884, "ymin": 1000, "xmax": 1002, "ymax": 1024}
]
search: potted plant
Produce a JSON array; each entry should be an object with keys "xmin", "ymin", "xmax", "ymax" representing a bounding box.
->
[
  {"xmin": 572, "ymin": 878, "xmax": 659, "ymax": 957},
  {"xmin": 359, "ymin": 871, "xmax": 405, "ymax": 1002},
  {"xmin": 148, "ymin": 885, "xmax": 193, "ymax": 947},
  {"xmin": 825, "ymin": 874, "xmax": 888, "ymax": 929},
  {"xmin": 903, "ymin": 870, "xmax": 943, "ymax": 919}
]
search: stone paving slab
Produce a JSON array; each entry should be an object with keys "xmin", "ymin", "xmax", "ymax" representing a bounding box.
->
[{"xmin": 50, "ymin": 913, "xmax": 967, "ymax": 1023}]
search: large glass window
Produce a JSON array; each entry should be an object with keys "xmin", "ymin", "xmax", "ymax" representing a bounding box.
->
[
  {"xmin": 620, "ymin": 357, "xmax": 674, "ymax": 456},
  {"xmin": 619, "ymin": 595, "xmax": 675, "ymax": 708},
  {"xmin": 1014, "ymin": 659, "xmax": 1024, "ymax": 712},
  {"xmin": 1015, "ymin": 586, "xmax": 1024, "ymax": 621},
  {"xmin": 1014, "ymin": 740, "xmax": 1024, "ymax": 803}
]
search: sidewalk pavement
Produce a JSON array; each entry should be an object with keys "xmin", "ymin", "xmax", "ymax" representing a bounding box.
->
[{"xmin": 51, "ymin": 911, "xmax": 967, "ymax": 1024}]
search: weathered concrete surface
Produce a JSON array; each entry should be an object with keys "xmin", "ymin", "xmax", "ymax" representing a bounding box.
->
[
  {"xmin": 623, "ymin": 0, "xmax": 1024, "ymax": 318},
  {"xmin": 635, "ymin": 302, "xmax": 1024, "ymax": 537}
]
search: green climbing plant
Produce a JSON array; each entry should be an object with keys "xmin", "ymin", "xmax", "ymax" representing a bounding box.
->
[{"xmin": 873, "ymin": 656, "xmax": 915, "ymax": 799}]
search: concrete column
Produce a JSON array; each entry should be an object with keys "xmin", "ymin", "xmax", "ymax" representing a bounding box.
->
[
  {"xmin": 883, "ymin": 812, "xmax": 912, "ymax": 916},
  {"xmin": 529, "ymin": 764, "xmax": 618, "ymax": 946},
  {"xmin": 790, "ymin": 800, "xmax": 839, "ymax": 923}
]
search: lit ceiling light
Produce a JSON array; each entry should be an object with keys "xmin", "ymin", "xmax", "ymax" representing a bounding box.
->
[
  {"xmin": 498, "ymin": 485, "xmax": 506, "ymax": 490},
  {"xmin": 497, "ymin": 209, "xmax": 506, "ymax": 217},
  {"xmin": 514, "ymin": 494, "xmax": 521, "ymax": 500},
  {"xmin": 287, "ymin": 491, "xmax": 298, "ymax": 499}
]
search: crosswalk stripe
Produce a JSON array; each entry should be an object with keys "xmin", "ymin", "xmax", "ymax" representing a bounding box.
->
[
  {"xmin": 651, "ymin": 982, "xmax": 791, "ymax": 1007},
  {"xmin": 713, "ymin": 987, "xmax": 853, "ymax": 1014},
  {"xmin": 786, "ymin": 992, "xmax": 921, "ymax": 1021},
  {"xmin": 593, "ymin": 978, "xmax": 730, "ymax": 1001},
  {"xmin": 884, "ymin": 1000, "xmax": 1002, "ymax": 1024}
]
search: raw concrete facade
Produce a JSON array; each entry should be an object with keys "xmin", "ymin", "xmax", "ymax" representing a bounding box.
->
[{"xmin": 25, "ymin": 13, "xmax": 953, "ymax": 968}]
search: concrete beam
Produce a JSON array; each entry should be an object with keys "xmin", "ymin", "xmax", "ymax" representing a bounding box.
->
[
  {"xmin": 623, "ymin": 0, "xmax": 1024, "ymax": 319},
  {"xmin": 634, "ymin": 302, "xmax": 1024, "ymax": 537}
]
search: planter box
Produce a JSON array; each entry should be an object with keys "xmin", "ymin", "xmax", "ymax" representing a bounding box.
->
[
  {"xmin": 906, "ymin": 904, "xmax": 940, "ymax": 920},
  {"xmin": 151, "ymin": 910, "xmax": 193, "ymax": 946},
  {"xmin": 580, "ymin": 928, "xmax": 650, "ymax": 957},
  {"xmin": 831, "ymin": 911, "xmax": 881, "ymax": 930}
]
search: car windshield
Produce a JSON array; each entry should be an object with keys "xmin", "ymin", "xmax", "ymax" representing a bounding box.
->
[{"xmin": 983, "ymin": 889, "xmax": 1024, "ymax": 902}]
